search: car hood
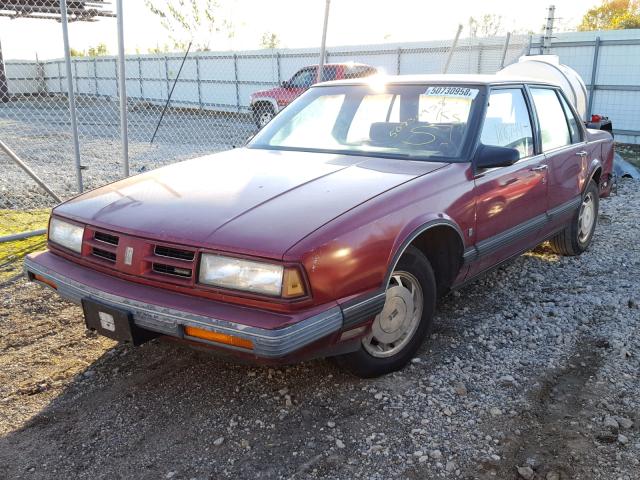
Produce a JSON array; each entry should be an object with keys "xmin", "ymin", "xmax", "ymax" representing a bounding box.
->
[{"xmin": 55, "ymin": 148, "xmax": 446, "ymax": 259}]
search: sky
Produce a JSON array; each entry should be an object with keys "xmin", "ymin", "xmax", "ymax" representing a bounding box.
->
[{"xmin": 0, "ymin": 0, "xmax": 599, "ymax": 61}]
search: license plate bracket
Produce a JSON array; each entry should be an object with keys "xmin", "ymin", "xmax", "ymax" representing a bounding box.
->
[{"xmin": 82, "ymin": 298, "xmax": 151, "ymax": 345}]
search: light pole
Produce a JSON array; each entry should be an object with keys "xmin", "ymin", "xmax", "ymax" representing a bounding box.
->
[{"xmin": 316, "ymin": 0, "xmax": 331, "ymax": 83}]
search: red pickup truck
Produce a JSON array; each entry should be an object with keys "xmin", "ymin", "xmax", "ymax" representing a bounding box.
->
[
  {"xmin": 26, "ymin": 75, "xmax": 613, "ymax": 377},
  {"xmin": 250, "ymin": 63, "xmax": 377, "ymax": 127}
]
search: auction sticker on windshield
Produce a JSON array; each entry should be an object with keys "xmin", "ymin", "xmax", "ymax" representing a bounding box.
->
[{"xmin": 424, "ymin": 86, "xmax": 479, "ymax": 99}]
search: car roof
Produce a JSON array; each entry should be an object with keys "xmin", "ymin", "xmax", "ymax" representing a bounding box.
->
[{"xmin": 315, "ymin": 73, "xmax": 560, "ymax": 87}]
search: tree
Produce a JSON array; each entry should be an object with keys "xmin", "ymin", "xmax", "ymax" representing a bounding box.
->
[
  {"xmin": 468, "ymin": 14, "xmax": 503, "ymax": 38},
  {"xmin": 144, "ymin": 0, "xmax": 234, "ymax": 51},
  {"xmin": 69, "ymin": 43, "xmax": 109, "ymax": 57},
  {"xmin": 87, "ymin": 43, "xmax": 109, "ymax": 57},
  {"xmin": 260, "ymin": 32, "xmax": 280, "ymax": 49},
  {"xmin": 578, "ymin": 0, "xmax": 640, "ymax": 31}
]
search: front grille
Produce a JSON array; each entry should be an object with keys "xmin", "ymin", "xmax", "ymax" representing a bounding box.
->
[
  {"xmin": 94, "ymin": 231, "xmax": 119, "ymax": 245},
  {"xmin": 92, "ymin": 247, "xmax": 116, "ymax": 262},
  {"xmin": 154, "ymin": 245, "xmax": 195, "ymax": 261},
  {"xmin": 152, "ymin": 263, "xmax": 192, "ymax": 278}
]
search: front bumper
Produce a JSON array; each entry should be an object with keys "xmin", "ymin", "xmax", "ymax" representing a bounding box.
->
[{"xmin": 24, "ymin": 251, "xmax": 345, "ymax": 359}]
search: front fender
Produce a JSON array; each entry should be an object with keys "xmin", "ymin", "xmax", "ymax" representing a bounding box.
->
[{"xmin": 384, "ymin": 215, "xmax": 465, "ymax": 287}]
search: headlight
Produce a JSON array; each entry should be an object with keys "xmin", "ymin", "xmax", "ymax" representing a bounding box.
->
[
  {"xmin": 49, "ymin": 217, "xmax": 84, "ymax": 253},
  {"xmin": 199, "ymin": 254, "xmax": 306, "ymax": 298}
]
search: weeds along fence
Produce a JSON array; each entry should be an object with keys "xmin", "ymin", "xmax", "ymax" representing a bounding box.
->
[{"xmin": 0, "ymin": 32, "xmax": 529, "ymax": 276}]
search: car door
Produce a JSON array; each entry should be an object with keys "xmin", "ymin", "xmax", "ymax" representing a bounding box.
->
[
  {"xmin": 469, "ymin": 86, "xmax": 548, "ymax": 277},
  {"xmin": 528, "ymin": 87, "xmax": 593, "ymax": 236},
  {"xmin": 284, "ymin": 67, "xmax": 317, "ymax": 104}
]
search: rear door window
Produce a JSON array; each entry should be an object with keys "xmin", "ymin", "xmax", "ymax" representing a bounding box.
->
[
  {"xmin": 480, "ymin": 88, "xmax": 534, "ymax": 160},
  {"xmin": 530, "ymin": 87, "xmax": 572, "ymax": 151},
  {"xmin": 557, "ymin": 92, "xmax": 583, "ymax": 143}
]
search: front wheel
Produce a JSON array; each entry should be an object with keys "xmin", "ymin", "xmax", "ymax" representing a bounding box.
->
[
  {"xmin": 549, "ymin": 180, "xmax": 599, "ymax": 256},
  {"xmin": 252, "ymin": 103, "xmax": 275, "ymax": 128},
  {"xmin": 334, "ymin": 246, "xmax": 436, "ymax": 378}
]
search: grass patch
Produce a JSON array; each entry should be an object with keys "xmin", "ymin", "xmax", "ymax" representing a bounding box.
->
[{"xmin": 0, "ymin": 209, "xmax": 50, "ymax": 281}]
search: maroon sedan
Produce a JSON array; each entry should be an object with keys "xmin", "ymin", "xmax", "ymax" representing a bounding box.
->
[{"xmin": 25, "ymin": 75, "xmax": 613, "ymax": 377}]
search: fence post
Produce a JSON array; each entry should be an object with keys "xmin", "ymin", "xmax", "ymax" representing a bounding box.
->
[
  {"xmin": 587, "ymin": 36, "xmax": 601, "ymax": 119},
  {"xmin": 0, "ymin": 39, "xmax": 9, "ymax": 102},
  {"xmin": 499, "ymin": 32, "xmax": 511, "ymax": 70},
  {"xmin": 527, "ymin": 34, "xmax": 533, "ymax": 56},
  {"xmin": 396, "ymin": 47, "xmax": 401, "ymax": 75},
  {"xmin": 138, "ymin": 57, "xmax": 143, "ymax": 99},
  {"xmin": 59, "ymin": 0, "xmax": 83, "ymax": 193},
  {"xmin": 276, "ymin": 51, "xmax": 281, "ymax": 84},
  {"xmin": 233, "ymin": 53, "xmax": 240, "ymax": 113},
  {"xmin": 116, "ymin": 0, "xmax": 129, "ymax": 178},
  {"xmin": 195, "ymin": 55, "xmax": 202, "ymax": 109},
  {"xmin": 443, "ymin": 24, "xmax": 463, "ymax": 74},
  {"xmin": 58, "ymin": 61, "xmax": 63, "ymax": 93},
  {"xmin": 164, "ymin": 55, "xmax": 170, "ymax": 99},
  {"xmin": 93, "ymin": 57, "xmax": 98, "ymax": 95}
]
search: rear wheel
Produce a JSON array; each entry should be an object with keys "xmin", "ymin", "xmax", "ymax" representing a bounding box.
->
[
  {"xmin": 334, "ymin": 246, "xmax": 436, "ymax": 378},
  {"xmin": 253, "ymin": 103, "xmax": 275, "ymax": 128},
  {"xmin": 549, "ymin": 180, "xmax": 599, "ymax": 256}
]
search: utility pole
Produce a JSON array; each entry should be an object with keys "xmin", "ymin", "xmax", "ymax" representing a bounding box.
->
[
  {"xmin": 317, "ymin": 0, "xmax": 331, "ymax": 83},
  {"xmin": 541, "ymin": 5, "xmax": 556, "ymax": 54}
]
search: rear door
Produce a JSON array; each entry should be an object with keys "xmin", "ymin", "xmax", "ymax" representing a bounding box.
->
[
  {"xmin": 528, "ymin": 87, "xmax": 592, "ymax": 235},
  {"xmin": 469, "ymin": 86, "xmax": 548, "ymax": 276}
]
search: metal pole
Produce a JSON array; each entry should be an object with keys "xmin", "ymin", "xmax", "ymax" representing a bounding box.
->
[
  {"xmin": 116, "ymin": 0, "xmax": 129, "ymax": 177},
  {"xmin": 59, "ymin": 0, "xmax": 83, "ymax": 192},
  {"xmin": 499, "ymin": 32, "xmax": 511, "ymax": 69},
  {"xmin": 316, "ymin": 0, "xmax": 331, "ymax": 83},
  {"xmin": 587, "ymin": 36, "xmax": 601, "ymax": 119},
  {"xmin": 527, "ymin": 34, "xmax": 533, "ymax": 56},
  {"xmin": 443, "ymin": 24, "xmax": 463, "ymax": 74},
  {"xmin": 0, "ymin": 140, "xmax": 62, "ymax": 203},
  {"xmin": 150, "ymin": 43, "xmax": 192, "ymax": 144},
  {"xmin": 0, "ymin": 38, "xmax": 9, "ymax": 103},
  {"xmin": 396, "ymin": 47, "xmax": 401, "ymax": 75},
  {"xmin": 0, "ymin": 230, "xmax": 47, "ymax": 243}
]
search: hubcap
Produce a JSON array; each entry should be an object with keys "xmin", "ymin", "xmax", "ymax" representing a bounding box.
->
[
  {"xmin": 258, "ymin": 111, "xmax": 273, "ymax": 127},
  {"xmin": 578, "ymin": 192, "xmax": 595, "ymax": 243},
  {"xmin": 362, "ymin": 271, "xmax": 423, "ymax": 358}
]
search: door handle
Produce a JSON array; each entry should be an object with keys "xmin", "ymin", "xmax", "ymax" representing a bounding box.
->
[
  {"xmin": 529, "ymin": 165, "xmax": 548, "ymax": 172},
  {"xmin": 575, "ymin": 151, "xmax": 588, "ymax": 157}
]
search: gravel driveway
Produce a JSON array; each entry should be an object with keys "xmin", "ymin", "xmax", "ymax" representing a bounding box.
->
[{"xmin": 0, "ymin": 180, "xmax": 638, "ymax": 480}]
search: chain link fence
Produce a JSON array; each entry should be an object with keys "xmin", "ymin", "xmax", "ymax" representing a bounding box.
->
[{"xmin": 0, "ymin": 3, "xmax": 530, "ymax": 278}]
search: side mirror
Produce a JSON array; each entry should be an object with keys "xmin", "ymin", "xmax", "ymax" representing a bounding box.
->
[{"xmin": 475, "ymin": 144, "xmax": 520, "ymax": 169}]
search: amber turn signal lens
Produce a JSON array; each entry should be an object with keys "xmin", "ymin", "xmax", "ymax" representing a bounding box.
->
[
  {"xmin": 33, "ymin": 274, "xmax": 57, "ymax": 290},
  {"xmin": 184, "ymin": 326, "xmax": 254, "ymax": 350},
  {"xmin": 282, "ymin": 267, "xmax": 306, "ymax": 298}
]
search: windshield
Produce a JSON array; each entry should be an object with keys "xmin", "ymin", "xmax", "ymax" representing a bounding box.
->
[{"xmin": 249, "ymin": 83, "xmax": 482, "ymax": 160}]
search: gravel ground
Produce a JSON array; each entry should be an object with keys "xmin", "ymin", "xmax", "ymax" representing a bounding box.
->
[{"xmin": 0, "ymin": 179, "xmax": 638, "ymax": 479}]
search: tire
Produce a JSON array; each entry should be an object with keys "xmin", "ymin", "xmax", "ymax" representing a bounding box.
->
[
  {"xmin": 549, "ymin": 180, "xmax": 599, "ymax": 256},
  {"xmin": 252, "ymin": 103, "xmax": 275, "ymax": 128},
  {"xmin": 334, "ymin": 246, "xmax": 436, "ymax": 378}
]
